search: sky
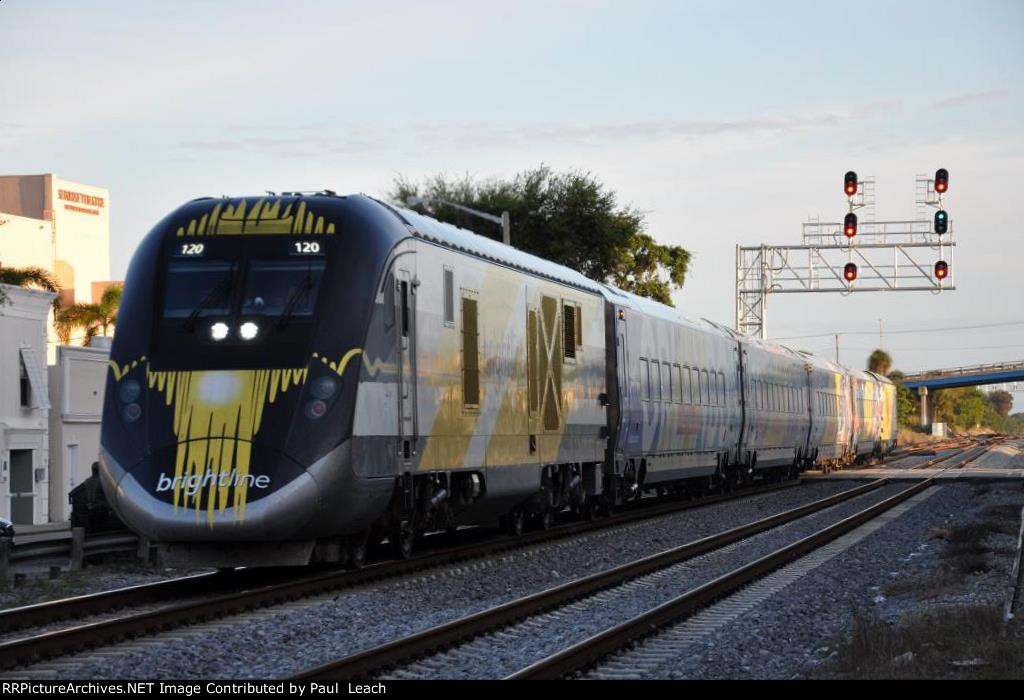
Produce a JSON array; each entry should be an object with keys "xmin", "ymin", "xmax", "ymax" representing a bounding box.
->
[{"xmin": 2, "ymin": 0, "xmax": 1023, "ymax": 404}]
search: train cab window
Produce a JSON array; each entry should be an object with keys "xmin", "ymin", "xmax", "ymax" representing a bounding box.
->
[
  {"xmin": 640, "ymin": 359, "xmax": 650, "ymax": 400},
  {"xmin": 241, "ymin": 259, "xmax": 326, "ymax": 318},
  {"xmin": 163, "ymin": 260, "xmax": 235, "ymax": 319}
]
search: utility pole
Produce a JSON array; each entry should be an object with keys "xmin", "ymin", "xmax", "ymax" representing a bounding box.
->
[{"xmin": 835, "ymin": 334, "xmax": 840, "ymax": 364}]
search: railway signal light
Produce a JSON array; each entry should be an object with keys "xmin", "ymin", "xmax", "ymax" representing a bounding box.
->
[
  {"xmin": 934, "ymin": 168, "xmax": 949, "ymax": 194},
  {"xmin": 934, "ymin": 260, "xmax": 949, "ymax": 279},
  {"xmin": 844, "ymin": 171, "xmax": 858, "ymax": 196},
  {"xmin": 844, "ymin": 262, "xmax": 858, "ymax": 282},
  {"xmin": 934, "ymin": 209, "xmax": 948, "ymax": 235},
  {"xmin": 844, "ymin": 212, "xmax": 858, "ymax": 238}
]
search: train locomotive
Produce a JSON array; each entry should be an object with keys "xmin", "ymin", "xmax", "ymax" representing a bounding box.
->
[{"xmin": 99, "ymin": 192, "xmax": 897, "ymax": 567}]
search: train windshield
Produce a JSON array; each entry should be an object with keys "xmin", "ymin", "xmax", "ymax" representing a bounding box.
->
[
  {"xmin": 241, "ymin": 260, "xmax": 326, "ymax": 317},
  {"xmin": 163, "ymin": 260, "xmax": 235, "ymax": 319}
]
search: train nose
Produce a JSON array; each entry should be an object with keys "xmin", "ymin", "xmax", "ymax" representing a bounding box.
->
[{"xmin": 100, "ymin": 441, "xmax": 318, "ymax": 542}]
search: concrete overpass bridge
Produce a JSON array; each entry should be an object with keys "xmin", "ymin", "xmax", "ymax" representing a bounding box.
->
[{"xmin": 901, "ymin": 361, "xmax": 1024, "ymax": 427}]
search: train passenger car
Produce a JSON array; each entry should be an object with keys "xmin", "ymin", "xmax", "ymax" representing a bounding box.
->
[
  {"xmin": 735, "ymin": 336, "xmax": 810, "ymax": 477},
  {"xmin": 800, "ymin": 352, "xmax": 852, "ymax": 470},
  {"xmin": 608, "ymin": 292, "xmax": 742, "ymax": 499},
  {"xmin": 850, "ymin": 370, "xmax": 880, "ymax": 459},
  {"xmin": 100, "ymin": 190, "xmax": 899, "ymax": 568},
  {"xmin": 866, "ymin": 371, "xmax": 897, "ymax": 456}
]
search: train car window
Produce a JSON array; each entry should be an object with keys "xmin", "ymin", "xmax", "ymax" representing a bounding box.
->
[
  {"xmin": 240, "ymin": 259, "xmax": 325, "ymax": 318},
  {"xmin": 653, "ymin": 362, "xmax": 662, "ymax": 402},
  {"xmin": 681, "ymin": 366, "xmax": 689, "ymax": 404},
  {"xmin": 563, "ymin": 304, "xmax": 576, "ymax": 360},
  {"xmin": 719, "ymin": 372, "xmax": 726, "ymax": 406},
  {"xmin": 443, "ymin": 268, "xmax": 455, "ymax": 325},
  {"xmin": 163, "ymin": 260, "xmax": 234, "ymax": 319},
  {"xmin": 710, "ymin": 372, "xmax": 718, "ymax": 406},
  {"xmin": 640, "ymin": 358, "xmax": 650, "ymax": 401},
  {"xmin": 576, "ymin": 306, "xmax": 583, "ymax": 351},
  {"xmin": 461, "ymin": 296, "xmax": 480, "ymax": 407},
  {"xmin": 701, "ymin": 370, "xmax": 710, "ymax": 405},
  {"xmin": 668, "ymin": 363, "xmax": 676, "ymax": 402},
  {"xmin": 400, "ymin": 281, "xmax": 409, "ymax": 337}
]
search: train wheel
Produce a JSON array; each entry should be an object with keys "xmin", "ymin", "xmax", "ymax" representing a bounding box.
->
[
  {"xmin": 346, "ymin": 532, "xmax": 369, "ymax": 569},
  {"xmin": 539, "ymin": 509, "xmax": 555, "ymax": 531},
  {"xmin": 391, "ymin": 521, "xmax": 415, "ymax": 560},
  {"xmin": 503, "ymin": 508, "xmax": 525, "ymax": 537}
]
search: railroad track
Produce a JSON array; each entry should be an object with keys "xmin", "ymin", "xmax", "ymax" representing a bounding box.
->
[
  {"xmin": 291, "ymin": 442, "xmax": 994, "ymax": 681},
  {"xmin": 3, "ymin": 442, "xmax": 986, "ymax": 676},
  {"xmin": 0, "ymin": 478, "xmax": 802, "ymax": 670}
]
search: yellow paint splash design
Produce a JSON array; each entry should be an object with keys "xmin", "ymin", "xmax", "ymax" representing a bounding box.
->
[
  {"xmin": 175, "ymin": 198, "xmax": 336, "ymax": 237},
  {"xmin": 109, "ymin": 356, "xmax": 147, "ymax": 381},
  {"xmin": 313, "ymin": 349, "xmax": 390, "ymax": 378},
  {"xmin": 147, "ymin": 367, "xmax": 308, "ymax": 523}
]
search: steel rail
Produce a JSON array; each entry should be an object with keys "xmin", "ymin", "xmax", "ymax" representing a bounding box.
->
[
  {"xmin": 0, "ymin": 479, "xmax": 801, "ymax": 667},
  {"xmin": 288, "ymin": 478, "xmax": 889, "ymax": 681},
  {"xmin": 507, "ymin": 477, "xmax": 937, "ymax": 679}
]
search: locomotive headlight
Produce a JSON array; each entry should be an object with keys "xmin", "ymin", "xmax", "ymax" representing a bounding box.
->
[
  {"xmin": 239, "ymin": 321, "xmax": 259, "ymax": 341},
  {"xmin": 311, "ymin": 376, "xmax": 338, "ymax": 400},
  {"xmin": 123, "ymin": 403, "xmax": 143, "ymax": 422},
  {"xmin": 119, "ymin": 379, "xmax": 141, "ymax": 404},
  {"xmin": 210, "ymin": 322, "xmax": 230, "ymax": 341}
]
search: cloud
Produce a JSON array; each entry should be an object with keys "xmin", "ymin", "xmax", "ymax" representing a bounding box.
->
[{"xmin": 931, "ymin": 90, "xmax": 1008, "ymax": 110}]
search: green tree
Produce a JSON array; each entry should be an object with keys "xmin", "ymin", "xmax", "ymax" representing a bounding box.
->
[
  {"xmin": 390, "ymin": 166, "xmax": 691, "ymax": 305},
  {"xmin": 55, "ymin": 284, "xmax": 121, "ymax": 346},
  {"xmin": 888, "ymin": 370, "xmax": 920, "ymax": 429},
  {"xmin": 986, "ymin": 390, "xmax": 1013, "ymax": 418},
  {"xmin": 867, "ymin": 349, "xmax": 892, "ymax": 375}
]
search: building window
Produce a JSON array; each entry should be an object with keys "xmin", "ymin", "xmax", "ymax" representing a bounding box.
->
[
  {"xmin": 461, "ymin": 296, "xmax": 479, "ymax": 407},
  {"xmin": 20, "ymin": 357, "xmax": 30, "ymax": 407}
]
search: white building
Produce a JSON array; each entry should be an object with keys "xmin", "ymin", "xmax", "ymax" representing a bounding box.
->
[
  {"xmin": 48, "ymin": 343, "xmax": 109, "ymax": 523},
  {"xmin": 0, "ymin": 173, "xmax": 113, "ymax": 308},
  {"xmin": 0, "ymin": 284, "xmax": 56, "ymax": 525}
]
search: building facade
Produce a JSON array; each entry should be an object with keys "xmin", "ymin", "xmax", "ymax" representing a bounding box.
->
[
  {"xmin": 0, "ymin": 285, "xmax": 56, "ymax": 525},
  {"xmin": 48, "ymin": 343, "xmax": 109, "ymax": 523},
  {"xmin": 0, "ymin": 173, "xmax": 112, "ymax": 308}
]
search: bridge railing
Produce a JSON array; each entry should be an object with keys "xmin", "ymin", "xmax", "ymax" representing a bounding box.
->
[{"xmin": 901, "ymin": 360, "xmax": 1024, "ymax": 382}]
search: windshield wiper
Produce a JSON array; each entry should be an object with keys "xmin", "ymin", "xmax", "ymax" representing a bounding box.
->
[
  {"xmin": 276, "ymin": 271, "xmax": 315, "ymax": 330},
  {"xmin": 184, "ymin": 265, "xmax": 235, "ymax": 332}
]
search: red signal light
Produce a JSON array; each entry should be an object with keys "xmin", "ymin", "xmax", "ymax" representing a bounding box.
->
[
  {"xmin": 844, "ymin": 262, "xmax": 858, "ymax": 281},
  {"xmin": 934, "ymin": 168, "xmax": 949, "ymax": 194},
  {"xmin": 844, "ymin": 212, "xmax": 857, "ymax": 238},
  {"xmin": 844, "ymin": 171, "xmax": 858, "ymax": 196},
  {"xmin": 934, "ymin": 260, "xmax": 949, "ymax": 279}
]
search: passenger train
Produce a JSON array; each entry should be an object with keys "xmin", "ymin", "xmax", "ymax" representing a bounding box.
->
[{"xmin": 99, "ymin": 193, "xmax": 897, "ymax": 567}]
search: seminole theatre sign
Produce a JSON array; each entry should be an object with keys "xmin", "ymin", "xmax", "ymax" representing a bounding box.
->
[{"xmin": 57, "ymin": 188, "xmax": 106, "ymax": 216}]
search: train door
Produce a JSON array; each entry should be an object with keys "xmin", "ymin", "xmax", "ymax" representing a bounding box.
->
[
  {"xmin": 394, "ymin": 267, "xmax": 417, "ymax": 463},
  {"xmin": 616, "ymin": 308, "xmax": 634, "ymax": 448}
]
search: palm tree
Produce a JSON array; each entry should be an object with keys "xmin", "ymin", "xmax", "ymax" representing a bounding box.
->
[
  {"xmin": 55, "ymin": 284, "xmax": 122, "ymax": 346},
  {"xmin": 868, "ymin": 348, "xmax": 893, "ymax": 376},
  {"xmin": 0, "ymin": 265, "xmax": 61, "ymax": 307}
]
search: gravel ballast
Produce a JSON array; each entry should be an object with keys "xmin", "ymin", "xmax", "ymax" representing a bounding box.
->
[{"xmin": 8, "ymin": 479, "xmax": 877, "ymax": 679}]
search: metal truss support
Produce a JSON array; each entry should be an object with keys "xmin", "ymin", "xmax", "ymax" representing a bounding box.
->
[{"xmin": 736, "ymin": 223, "xmax": 955, "ymax": 339}]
